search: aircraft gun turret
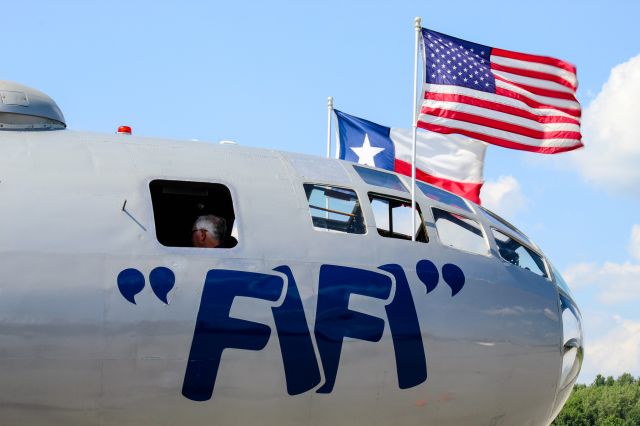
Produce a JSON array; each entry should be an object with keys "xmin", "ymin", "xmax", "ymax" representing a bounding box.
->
[{"xmin": 0, "ymin": 81, "xmax": 65, "ymax": 130}]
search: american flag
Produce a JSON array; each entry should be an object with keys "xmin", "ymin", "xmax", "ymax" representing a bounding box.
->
[{"xmin": 418, "ymin": 28, "xmax": 582, "ymax": 154}]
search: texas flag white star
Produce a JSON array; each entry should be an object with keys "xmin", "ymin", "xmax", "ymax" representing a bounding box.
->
[{"xmin": 350, "ymin": 134, "xmax": 384, "ymax": 167}]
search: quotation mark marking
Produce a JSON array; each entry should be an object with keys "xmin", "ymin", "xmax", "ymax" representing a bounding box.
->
[
  {"xmin": 117, "ymin": 267, "xmax": 175, "ymax": 305},
  {"xmin": 117, "ymin": 268, "xmax": 145, "ymax": 304},
  {"xmin": 416, "ymin": 260, "xmax": 466, "ymax": 297}
]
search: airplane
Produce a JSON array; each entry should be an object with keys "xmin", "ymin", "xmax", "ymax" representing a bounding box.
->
[{"xmin": 0, "ymin": 80, "xmax": 582, "ymax": 425}]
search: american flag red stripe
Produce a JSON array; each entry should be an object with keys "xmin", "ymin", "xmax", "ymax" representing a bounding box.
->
[
  {"xmin": 421, "ymin": 107, "xmax": 581, "ymax": 140},
  {"xmin": 418, "ymin": 28, "xmax": 583, "ymax": 153},
  {"xmin": 424, "ymin": 92, "xmax": 580, "ymax": 125},
  {"xmin": 419, "ymin": 122, "xmax": 579, "ymax": 154},
  {"xmin": 492, "ymin": 48, "xmax": 577, "ymax": 73},
  {"xmin": 490, "ymin": 62, "xmax": 577, "ymax": 91}
]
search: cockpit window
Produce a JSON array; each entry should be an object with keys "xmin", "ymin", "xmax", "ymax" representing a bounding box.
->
[
  {"xmin": 150, "ymin": 180, "xmax": 237, "ymax": 249},
  {"xmin": 369, "ymin": 193, "xmax": 427, "ymax": 242},
  {"xmin": 432, "ymin": 208, "xmax": 487, "ymax": 255},
  {"xmin": 353, "ymin": 165, "xmax": 408, "ymax": 192},
  {"xmin": 479, "ymin": 206, "xmax": 529, "ymax": 243},
  {"xmin": 416, "ymin": 181, "xmax": 472, "ymax": 212},
  {"xmin": 304, "ymin": 184, "xmax": 366, "ymax": 234},
  {"xmin": 491, "ymin": 228, "xmax": 547, "ymax": 277}
]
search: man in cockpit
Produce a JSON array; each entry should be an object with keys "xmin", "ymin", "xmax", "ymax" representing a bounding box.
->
[{"xmin": 191, "ymin": 214, "xmax": 227, "ymax": 248}]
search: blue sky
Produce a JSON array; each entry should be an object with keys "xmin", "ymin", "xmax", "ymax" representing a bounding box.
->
[{"xmin": 5, "ymin": 1, "xmax": 640, "ymax": 383}]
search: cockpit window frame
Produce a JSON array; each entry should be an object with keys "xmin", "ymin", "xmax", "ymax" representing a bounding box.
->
[
  {"xmin": 478, "ymin": 205, "xmax": 530, "ymax": 244},
  {"xmin": 367, "ymin": 192, "xmax": 429, "ymax": 243},
  {"xmin": 490, "ymin": 227, "xmax": 550, "ymax": 279},
  {"xmin": 431, "ymin": 207, "xmax": 491, "ymax": 257}
]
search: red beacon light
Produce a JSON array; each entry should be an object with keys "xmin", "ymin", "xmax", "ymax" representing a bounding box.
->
[{"xmin": 117, "ymin": 125, "xmax": 132, "ymax": 135}]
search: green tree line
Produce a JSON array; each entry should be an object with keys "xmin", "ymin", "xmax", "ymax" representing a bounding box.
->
[{"xmin": 552, "ymin": 373, "xmax": 640, "ymax": 425}]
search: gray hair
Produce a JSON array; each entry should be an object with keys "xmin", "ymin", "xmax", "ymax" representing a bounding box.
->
[{"xmin": 192, "ymin": 215, "xmax": 227, "ymax": 242}]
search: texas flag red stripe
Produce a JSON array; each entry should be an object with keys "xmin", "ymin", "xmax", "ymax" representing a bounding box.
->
[{"xmin": 394, "ymin": 159, "xmax": 482, "ymax": 204}]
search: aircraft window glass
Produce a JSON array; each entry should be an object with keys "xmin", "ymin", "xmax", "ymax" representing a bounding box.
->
[
  {"xmin": 479, "ymin": 206, "xmax": 529, "ymax": 243},
  {"xmin": 416, "ymin": 181, "xmax": 472, "ymax": 212},
  {"xmin": 492, "ymin": 228, "xmax": 547, "ymax": 277},
  {"xmin": 303, "ymin": 184, "xmax": 366, "ymax": 234},
  {"xmin": 353, "ymin": 165, "xmax": 408, "ymax": 192},
  {"xmin": 369, "ymin": 194, "xmax": 427, "ymax": 242},
  {"xmin": 433, "ymin": 208, "xmax": 487, "ymax": 255},
  {"xmin": 150, "ymin": 180, "xmax": 237, "ymax": 249}
]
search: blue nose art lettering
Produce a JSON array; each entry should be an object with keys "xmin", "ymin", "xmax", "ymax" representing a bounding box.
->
[
  {"xmin": 271, "ymin": 266, "xmax": 322, "ymax": 395},
  {"xmin": 379, "ymin": 264, "xmax": 427, "ymax": 389},
  {"xmin": 149, "ymin": 267, "xmax": 175, "ymax": 304},
  {"xmin": 314, "ymin": 265, "xmax": 392, "ymax": 394},
  {"xmin": 442, "ymin": 264, "xmax": 466, "ymax": 296},
  {"xmin": 182, "ymin": 270, "xmax": 284, "ymax": 402},
  {"xmin": 117, "ymin": 268, "xmax": 145, "ymax": 304},
  {"xmin": 416, "ymin": 259, "xmax": 440, "ymax": 294}
]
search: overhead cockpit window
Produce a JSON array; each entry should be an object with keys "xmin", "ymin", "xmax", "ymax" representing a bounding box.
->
[
  {"xmin": 369, "ymin": 194, "xmax": 427, "ymax": 242},
  {"xmin": 491, "ymin": 229, "xmax": 547, "ymax": 277},
  {"xmin": 303, "ymin": 184, "xmax": 366, "ymax": 234},
  {"xmin": 150, "ymin": 180, "xmax": 237, "ymax": 249},
  {"xmin": 479, "ymin": 206, "xmax": 530, "ymax": 244},
  {"xmin": 416, "ymin": 181, "xmax": 472, "ymax": 212},
  {"xmin": 353, "ymin": 165, "xmax": 408, "ymax": 192},
  {"xmin": 433, "ymin": 208, "xmax": 487, "ymax": 255}
]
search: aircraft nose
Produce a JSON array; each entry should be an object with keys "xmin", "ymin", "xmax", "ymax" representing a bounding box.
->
[
  {"xmin": 549, "ymin": 289, "xmax": 583, "ymax": 421},
  {"xmin": 558, "ymin": 293, "xmax": 583, "ymax": 389}
]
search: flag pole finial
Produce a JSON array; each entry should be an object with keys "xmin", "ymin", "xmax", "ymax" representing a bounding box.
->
[
  {"xmin": 414, "ymin": 16, "xmax": 421, "ymax": 30},
  {"xmin": 326, "ymin": 96, "xmax": 334, "ymax": 158}
]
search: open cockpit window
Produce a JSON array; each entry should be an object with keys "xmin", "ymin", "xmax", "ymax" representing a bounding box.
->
[
  {"xmin": 492, "ymin": 228, "xmax": 547, "ymax": 277},
  {"xmin": 433, "ymin": 208, "xmax": 487, "ymax": 255},
  {"xmin": 369, "ymin": 193, "xmax": 427, "ymax": 242},
  {"xmin": 150, "ymin": 180, "xmax": 237, "ymax": 249},
  {"xmin": 304, "ymin": 184, "xmax": 366, "ymax": 234}
]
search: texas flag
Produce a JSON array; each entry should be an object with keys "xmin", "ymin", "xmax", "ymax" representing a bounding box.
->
[{"xmin": 335, "ymin": 110, "xmax": 487, "ymax": 204}]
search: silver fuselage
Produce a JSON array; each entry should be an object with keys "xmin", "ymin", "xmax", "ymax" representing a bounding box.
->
[{"xmin": 0, "ymin": 130, "xmax": 581, "ymax": 425}]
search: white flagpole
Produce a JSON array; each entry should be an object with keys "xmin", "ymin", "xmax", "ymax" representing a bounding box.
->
[
  {"xmin": 327, "ymin": 96, "xmax": 334, "ymax": 158},
  {"xmin": 411, "ymin": 17, "xmax": 421, "ymax": 241},
  {"xmin": 326, "ymin": 96, "xmax": 334, "ymax": 220}
]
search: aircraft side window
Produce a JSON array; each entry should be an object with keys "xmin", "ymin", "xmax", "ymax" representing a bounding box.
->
[
  {"xmin": 368, "ymin": 193, "xmax": 428, "ymax": 242},
  {"xmin": 149, "ymin": 180, "xmax": 237, "ymax": 249},
  {"xmin": 432, "ymin": 208, "xmax": 487, "ymax": 255},
  {"xmin": 303, "ymin": 184, "xmax": 366, "ymax": 234},
  {"xmin": 491, "ymin": 228, "xmax": 547, "ymax": 277}
]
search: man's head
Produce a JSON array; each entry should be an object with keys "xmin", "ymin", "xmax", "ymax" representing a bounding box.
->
[{"xmin": 191, "ymin": 215, "xmax": 227, "ymax": 248}]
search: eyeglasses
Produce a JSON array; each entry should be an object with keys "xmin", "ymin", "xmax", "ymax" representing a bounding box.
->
[{"xmin": 192, "ymin": 229, "xmax": 208, "ymax": 234}]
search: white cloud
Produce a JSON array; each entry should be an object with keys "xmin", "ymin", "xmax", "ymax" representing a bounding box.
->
[
  {"xmin": 629, "ymin": 224, "xmax": 640, "ymax": 260},
  {"xmin": 563, "ymin": 261, "xmax": 640, "ymax": 304},
  {"xmin": 480, "ymin": 175, "xmax": 527, "ymax": 218},
  {"xmin": 571, "ymin": 54, "xmax": 640, "ymax": 194},
  {"xmin": 581, "ymin": 315, "xmax": 640, "ymax": 380},
  {"xmin": 564, "ymin": 225, "xmax": 640, "ymax": 302}
]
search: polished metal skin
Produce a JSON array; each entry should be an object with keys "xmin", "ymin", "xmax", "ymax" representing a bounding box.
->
[{"xmin": 0, "ymin": 129, "xmax": 582, "ymax": 424}]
